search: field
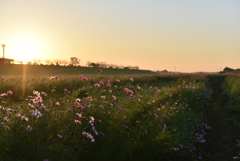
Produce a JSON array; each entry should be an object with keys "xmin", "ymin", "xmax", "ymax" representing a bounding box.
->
[
  {"xmin": 0, "ymin": 64, "xmax": 155, "ymax": 75},
  {"xmin": 0, "ymin": 68, "xmax": 239, "ymax": 161}
]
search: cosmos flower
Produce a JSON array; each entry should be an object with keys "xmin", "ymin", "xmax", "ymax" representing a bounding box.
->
[
  {"xmin": 99, "ymin": 81, "xmax": 104, "ymax": 85},
  {"xmin": 128, "ymin": 90, "xmax": 134, "ymax": 94},
  {"xmin": 87, "ymin": 96, "xmax": 93, "ymax": 101},
  {"xmin": 26, "ymin": 125, "xmax": 33, "ymax": 131},
  {"xmin": 104, "ymin": 79, "xmax": 110, "ymax": 83},
  {"xmin": 98, "ymin": 69, "xmax": 102, "ymax": 73},
  {"xmin": 130, "ymin": 94, "xmax": 135, "ymax": 98},
  {"xmin": 98, "ymin": 131, "xmax": 105, "ymax": 137},
  {"xmin": 74, "ymin": 120, "xmax": 82, "ymax": 124},
  {"xmin": 57, "ymin": 134, "xmax": 62, "ymax": 138},
  {"xmin": 94, "ymin": 83, "xmax": 101, "ymax": 88},
  {"xmin": 3, "ymin": 117, "xmax": 8, "ymax": 121},
  {"xmin": 6, "ymin": 90, "xmax": 13, "ymax": 95},
  {"xmin": 82, "ymin": 77, "xmax": 88, "ymax": 81},
  {"xmin": 124, "ymin": 88, "xmax": 129, "ymax": 92}
]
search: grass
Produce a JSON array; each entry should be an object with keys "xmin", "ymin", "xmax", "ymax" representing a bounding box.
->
[
  {"xmin": 221, "ymin": 75, "xmax": 240, "ymax": 125},
  {"xmin": 0, "ymin": 64, "xmax": 155, "ymax": 76},
  {"xmin": 0, "ymin": 73, "xmax": 221, "ymax": 160}
]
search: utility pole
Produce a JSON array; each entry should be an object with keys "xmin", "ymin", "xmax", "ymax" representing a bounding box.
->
[{"xmin": 1, "ymin": 44, "xmax": 6, "ymax": 59}]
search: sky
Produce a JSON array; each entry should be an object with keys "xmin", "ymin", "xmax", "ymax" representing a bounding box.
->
[{"xmin": 0, "ymin": 0, "xmax": 240, "ymax": 72}]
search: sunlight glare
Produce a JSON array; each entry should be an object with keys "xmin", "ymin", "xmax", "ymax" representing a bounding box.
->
[{"xmin": 11, "ymin": 36, "xmax": 41, "ymax": 63}]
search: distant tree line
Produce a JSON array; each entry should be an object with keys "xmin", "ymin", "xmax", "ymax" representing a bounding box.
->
[
  {"xmin": 16, "ymin": 57, "xmax": 140, "ymax": 70},
  {"xmin": 220, "ymin": 67, "xmax": 240, "ymax": 74},
  {"xmin": 85, "ymin": 61, "xmax": 139, "ymax": 70},
  {"xmin": 155, "ymin": 70, "xmax": 169, "ymax": 73}
]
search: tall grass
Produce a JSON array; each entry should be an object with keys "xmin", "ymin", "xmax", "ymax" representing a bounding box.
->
[{"xmin": 0, "ymin": 74, "xmax": 212, "ymax": 160}]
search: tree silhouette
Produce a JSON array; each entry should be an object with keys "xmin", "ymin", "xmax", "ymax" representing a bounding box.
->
[{"xmin": 70, "ymin": 57, "xmax": 80, "ymax": 66}]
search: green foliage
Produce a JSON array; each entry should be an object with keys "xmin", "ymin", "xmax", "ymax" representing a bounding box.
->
[
  {"xmin": 221, "ymin": 75, "xmax": 240, "ymax": 126},
  {"xmin": 0, "ymin": 74, "xmax": 212, "ymax": 160}
]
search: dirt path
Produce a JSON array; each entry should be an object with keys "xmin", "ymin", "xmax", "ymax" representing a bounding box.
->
[{"xmin": 201, "ymin": 77, "xmax": 239, "ymax": 160}]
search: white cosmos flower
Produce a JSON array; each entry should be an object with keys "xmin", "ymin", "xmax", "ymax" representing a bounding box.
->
[
  {"xmin": 16, "ymin": 113, "xmax": 21, "ymax": 117},
  {"xmin": 3, "ymin": 117, "xmax": 8, "ymax": 121},
  {"xmin": 57, "ymin": 134, "xmax": 62, "ymax": 138},
  {"xmin": 25, "ymin": 117, "xmax": 29, "ymax": 121},
  {"xmin": 26, "ymin": 125, "xmax": 33, "ymax": 131}
]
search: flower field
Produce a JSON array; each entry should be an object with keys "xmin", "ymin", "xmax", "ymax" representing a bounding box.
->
[{"xmin": 0, "ymin": 73, "xmax": 216, "ymax": 160}]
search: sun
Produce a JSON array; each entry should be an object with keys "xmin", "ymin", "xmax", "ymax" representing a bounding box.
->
[{"xmin": 10, "ymin": 34, "xmax": 42, "ymax": 64}]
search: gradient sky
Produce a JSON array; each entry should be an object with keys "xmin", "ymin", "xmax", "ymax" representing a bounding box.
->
[{"xmin": 1, "ymin": 0, "xmax": 240, "ymax": 72}]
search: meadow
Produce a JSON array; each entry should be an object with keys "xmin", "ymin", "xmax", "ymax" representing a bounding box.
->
[
  {"xmin": 0, "ymin": 69, "xmax": 239, "ymax": 161},
  {"xmin": 0, "ymin": 64, "xmax": 155, "ymax": 76}
]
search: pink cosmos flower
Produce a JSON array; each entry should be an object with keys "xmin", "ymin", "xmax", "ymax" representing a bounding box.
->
[
  {"xmin": 124, "ymin": 88, "xmax": 129, "ymax": 92},
  {"xmin": 94, "ymin": 83, "xmax": 101, "ymax": 88},
  {"xmin": 87, "ymin": 96, "xmax": 92, "ymax": 100},
  {"xmin": 78, "ymin": 105, "xmax": 85, "ymax": 110},
  {"xmin": 74, "ymin": 120, "xmax": 82, "ymax": 124},
  {"xmin": 130, "ymin": 94, "xmax": 135, "ymax": 98},
  {"xmin": 41, "ymin": 91, "xmax": 47, "ymax": 96},
  {"xmin": 68, "ymin": 108, "xmax": 73, "ymax": 113},
  {"xmin": 82, "ymin": 77, "xmax": 88, "ymax": 81},
  {"xmin": 128, "ymin": 90, "xmax": 134, "ymax": 94},
  {"xmin": 179, "ymin": 144, "xmax": 183, "ymax": 148},
  {"xmin": 129, "ymin": 78, "xmax": 134, "ymax": 81},
  {"xmin": 116, "ymin": 79, "xmax": 121, "ymax": 82},
  {"xmin": 99, "ymin": 81, "xmax": 104, "ymax": 85},
  {"xmin": 6, "ymin": 90, "xmax": 13, "ymax": 95},
  {"xmin": 98, "ymin": 69, "xmax": 102, "ymax": 73},
  {"xmin": 106, "ymin": 83, "xmax": 112, "ymax": 87}
]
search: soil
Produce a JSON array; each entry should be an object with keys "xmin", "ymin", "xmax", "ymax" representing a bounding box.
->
[{"xmin": 198, "ymin": 77, "xmax": 239, "ymax": 161}]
